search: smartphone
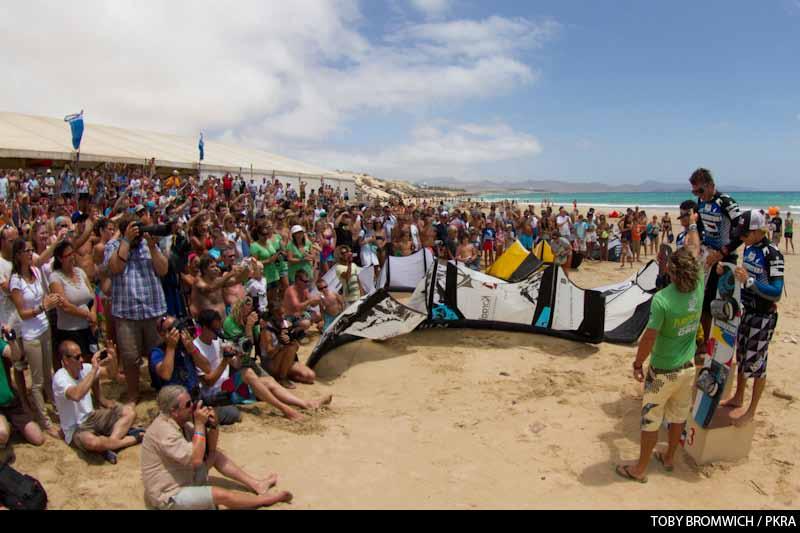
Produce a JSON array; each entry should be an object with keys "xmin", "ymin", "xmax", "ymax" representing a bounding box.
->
[{"xmin": 99, "ymin": 350, "xmax": 109, "ymax": 361}]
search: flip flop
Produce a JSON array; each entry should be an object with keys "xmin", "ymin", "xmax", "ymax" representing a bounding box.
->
[
  {"xmin": 654, "ymin": 451, "xmax": 674, "ymax": 472},
  {"xmin": 615, "ymin": 465, "xmax": 648, "ymax": 484}
]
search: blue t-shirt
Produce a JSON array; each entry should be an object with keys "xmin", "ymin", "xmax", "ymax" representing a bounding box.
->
[
  {"xmin": 575, "ymin": 221, "xmax": 587, "ymax": 239},
  {"xmin": 149, "ymin": 345, "xmax": 200, "ymax": 392},
  {"xmin": 482, "ymin": 228, "xmax": 496, "ymax": 242}
]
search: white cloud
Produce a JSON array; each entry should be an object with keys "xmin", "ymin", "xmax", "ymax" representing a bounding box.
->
[
  {"xmin": 409, "ymin": 0, "xmax": 452, "ymax": 17},
  {"xmin": 298, "ymin": 120, "xmax": 542, "ymax": 180},
  {"xmin": 0, "ymin": 1, "xmax": 554, "ymax": 178}
]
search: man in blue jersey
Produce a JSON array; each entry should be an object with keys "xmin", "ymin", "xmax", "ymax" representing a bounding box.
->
[
  {"xmin": 721, "ymin": 210, "xmax": 784, "ymax": 427},
  {"xmin": 689, "ymin": 169, "xmax": 743, "ymax": 342}
]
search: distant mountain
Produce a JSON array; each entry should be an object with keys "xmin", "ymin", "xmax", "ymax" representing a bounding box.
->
[{"xmin": 416, "ymin": 177, "xmax": 761, "ymax": 194}]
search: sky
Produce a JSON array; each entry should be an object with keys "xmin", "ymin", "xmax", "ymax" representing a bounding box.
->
[{"xmin": 2, "ymin": 0, "xmax": 799, "ymax": 188}]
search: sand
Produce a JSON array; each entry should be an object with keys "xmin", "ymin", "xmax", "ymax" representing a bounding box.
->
[{"xmin": 5, "ymin": 210, "xmax": 799, "ymax": 510}]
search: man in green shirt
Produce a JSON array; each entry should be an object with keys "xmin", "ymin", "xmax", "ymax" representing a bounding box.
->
[
  {"xmin": 617, "ymin": 214, "xmax": 701, "ymax": 483},
  {"xmin": 1, "ymin": 327, "xmax": 45, "ymax": 462},
  {"xmin": 248, "ymin": 223, "xmax": 281, "ymax": 302}
]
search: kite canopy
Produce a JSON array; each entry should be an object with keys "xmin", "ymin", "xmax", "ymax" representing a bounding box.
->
[
  {"xmin": 597, "ymin": 260, "xmax": 659, "ymax": 343},
  {"xmin": 487, "ymin": 240, "xmax": 544, "ymax": 282},
  {"xmin": 376, "ymin": 248, "xmax": 435, "ymax": 292},
  {"xmin": 533, "ymin": 240, "xmax": 555, "ymax": 263}
]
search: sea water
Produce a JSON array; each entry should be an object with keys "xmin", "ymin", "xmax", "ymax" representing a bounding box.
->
[{"xmin": 477, "ymin": 191, "xmax": 800, "ymax": 214}]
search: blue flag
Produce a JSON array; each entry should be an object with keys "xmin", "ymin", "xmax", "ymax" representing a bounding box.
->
[
  {"xmin": 64, "ymin": 111, "xmax": 85, "ymax": 151},
  {"xmin": 198, "ymin": 132, "xmax": 205, "ymax": 161}
]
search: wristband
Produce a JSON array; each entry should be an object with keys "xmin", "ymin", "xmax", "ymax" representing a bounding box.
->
[
  {"xmin": 194, "ymin": 432, "xmax": 206, "ymax": 440},
  {"xmin": 688, "ymin": 224, "xmax": 698, "ymax": 232}
]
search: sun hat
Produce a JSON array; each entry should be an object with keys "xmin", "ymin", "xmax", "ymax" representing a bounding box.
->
[{"xmin": 291, "ymin": 225, "xmax": 305, "ymax": 235}]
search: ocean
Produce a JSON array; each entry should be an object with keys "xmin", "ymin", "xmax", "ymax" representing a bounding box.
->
[{"xmin": 477, "ymin": 191, "xmax": 800, "ymax": 214}]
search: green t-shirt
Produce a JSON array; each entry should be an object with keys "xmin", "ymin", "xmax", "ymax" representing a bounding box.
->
[
  {"xmin": 250, "ymin": 241, "xmax": 279, "ymax": 284},
  {"xmin": 0, "ymin": 339, "xmax": 14, "ymax": 406},
  {"xmin": 646, "ymin": 267, "xmax": 705, "ymax": 370},
  {"xmin": 222, "ymin": 315, "xmax": 259, "ymax": 341},
  {"xmin": 287, "ymin": 240, "xmax": 313, "ymax": 283}
]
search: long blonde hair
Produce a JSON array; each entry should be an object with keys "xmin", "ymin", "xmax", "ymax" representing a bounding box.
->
[{"xmin": 668, "ymin": 247, "xmax": 700, "ymax": 293}]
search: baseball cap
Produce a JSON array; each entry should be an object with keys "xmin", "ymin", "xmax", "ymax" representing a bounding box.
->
[
  {"xmin": 291, "ymin": 225, "xmax": 305, "ymax": 235},
  {"xmin": 734, "ymin": 209, "xmax": 768, "ymax": 237},
  {"xmin": 135, "ymin": 204, "xmax": 147, "ymax": 214}
]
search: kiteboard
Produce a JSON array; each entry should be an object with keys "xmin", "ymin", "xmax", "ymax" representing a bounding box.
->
[{"xmin": 692, "ymin": 262, "xmax": 741, "ymax": 428}]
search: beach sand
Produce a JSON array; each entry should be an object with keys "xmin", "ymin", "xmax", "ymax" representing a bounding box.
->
[{"xmin": 7, "ymin": 211, "xmax": 798, "ymax": 510}]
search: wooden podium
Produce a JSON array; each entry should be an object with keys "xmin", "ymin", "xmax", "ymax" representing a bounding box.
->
[{"xmin": 683, "ymin": 405, "xmax": 756, "ymax": 465}]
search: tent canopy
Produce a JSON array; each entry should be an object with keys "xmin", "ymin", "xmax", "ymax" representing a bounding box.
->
[{"xmin": 0, "ymin": 112, "xmax": 355, "ymax": 183}]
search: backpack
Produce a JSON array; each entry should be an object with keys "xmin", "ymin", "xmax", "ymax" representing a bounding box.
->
[{"xmin": 0, "ymin": 458, "xmax": 48, "ymax": 510}]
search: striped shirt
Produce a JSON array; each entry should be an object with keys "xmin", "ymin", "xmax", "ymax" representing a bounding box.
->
[{"xmin": 103, "ymin": 238, "xmax": 167, "ymax": 320}]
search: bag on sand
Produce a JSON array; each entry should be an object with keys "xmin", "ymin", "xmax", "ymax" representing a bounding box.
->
[{"xmin": 0, "ymin": 458, "xmax": 48, "ymax": 510}]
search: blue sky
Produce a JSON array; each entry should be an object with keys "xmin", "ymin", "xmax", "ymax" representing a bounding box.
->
[{"xmin": 3, "ymin": 0, "xmax": 799, "ymax": 187}]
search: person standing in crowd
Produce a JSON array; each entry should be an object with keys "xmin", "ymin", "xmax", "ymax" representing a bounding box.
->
[
  {"xmin": 770, "ymin": 211, "xmax": 782, "ymax": 246},
  {"xmin": 104, "ymin": 215, "xmax": 169, "ymax": 404},
  {"xmin": 617, "ymin": 215, "xmax": 701, "ymax": 482},
  {"xmin": 9, "ymin": 239, "xmax": 63, "ymax": 438},
  {"xmin": 53, "ymin": 341, "xmax": 142, "ymax": 464},
  {"xmin": 49, "ymin": 241, "xmax": 97, "ymax": 363},
  {"xmin": 784, "ymin": 211, "xmax": 794, "ymax": 254},
  {"xmin": 721, "ymin": 210, "xmax": 784, "ymax": 427},
  {"xmin": 689, "ymin": 168, "xmax": 743, "ymax": 343},
  {"xmin": 141, "ymin": 385, "xmax": 292, "ymax": 510}
]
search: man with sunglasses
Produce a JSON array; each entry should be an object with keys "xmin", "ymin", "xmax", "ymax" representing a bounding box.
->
[
  {"xmin": 52, "ymin": 340, "xmax": 142, "ymax": 464},
  {"xmin": 141, "ymin": 385, "xmax": 292, "ymax": 510},
  {"xmin": 689, "ymin": 168, "xmax": 743, "ymax": 342},
  {"xmin": 282, "ymin": 270, "xmax": 322, "ymax": 337},
  {"xmin": 721, "ymin": 210, "xmax": 785, "ymax": 427}
]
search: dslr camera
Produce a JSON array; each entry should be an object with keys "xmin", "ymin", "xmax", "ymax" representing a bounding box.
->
[{"xmin": 173, "ymin": 317, "xmax": 197, "ymax": 334}]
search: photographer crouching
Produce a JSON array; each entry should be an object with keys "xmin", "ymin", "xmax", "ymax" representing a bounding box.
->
[
  {"xmin": 149, "ymin": 315, "xmax": 241, "ymax": 426},
  {"xmin": 141, "ymin": 385, "xmax": 292, "ymax": 510},
  {"xmin": 193, "ymin": 309, "xmax": 330, "ymax": 422}
]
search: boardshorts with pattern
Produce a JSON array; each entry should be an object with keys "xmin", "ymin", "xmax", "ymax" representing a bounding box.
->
[
  {"xmin": 736, "ymin": 310, "xmax": 778, "ymax": 379},
  {"xmin": 640, "ymin": 364, "xmax": 695, "ymax": 432}
]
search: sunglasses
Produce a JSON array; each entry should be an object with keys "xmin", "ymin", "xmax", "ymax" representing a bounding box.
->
[{"xmin": 64, "ymin": 353, "xmax": 82, "ymax": 362}]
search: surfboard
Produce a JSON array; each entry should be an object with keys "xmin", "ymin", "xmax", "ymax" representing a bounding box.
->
[{"xmin": 692, "ymin": 262, "xmax": 741, "ymax": 428}]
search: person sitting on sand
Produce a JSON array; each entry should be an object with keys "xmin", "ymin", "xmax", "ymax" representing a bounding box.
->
[
  {"xmin": 1, "ymin": 325, "xmax": 45, "ymax": 462},
  {"xmin": 719, "ymin": 210, "xmax": 784, "ymax": 427},
  {"xmin": 334, "ymin": 245, "xmax": 364, "ymax": 306},
  {"xmin": 193, "ymin": 309, "xmax": 327, "ymax": 421},
  {"xmin": 456, "ymin": 233, "xmax": 481, "ymax": 271},
  {"xmin": 617, "ymin": 215, "xmax": 701, "ymax": 483},
  {"xmin": 317, "ymin": 278, "xmax": 344, "ymax": 331},
  {"xmin": 259, "ymin": 301, "xmax": 316, "ymax": 388},
  {"xmin": 549, "ymin": 230, "xmax": 572, "ymax": 273},
  {"xmin": 140, "ymin": 385, "xmax": 293, "ymax": 510},
  {"xmin": 282, "ymin": 270, "xmax": 323, "ymax": 336},
  {"xmin": 52, "ymin": 340, "xmax": 143, "ymax": 465}
]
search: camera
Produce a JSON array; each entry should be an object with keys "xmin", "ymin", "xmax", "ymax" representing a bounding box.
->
[
  {"xmin": 221, "ymin": 343, "xmax": 238, "ymax": 359},
  {"xmin": 135, "ymin": 222, "xmax": 173, "ymax": 238},
  {"xmin": 173, "ymin": 317, "xmax": 196, "ymax": 333},
  {"xmin": 2, "ymin": 328, "xmax": 16, "ymax": 342}
]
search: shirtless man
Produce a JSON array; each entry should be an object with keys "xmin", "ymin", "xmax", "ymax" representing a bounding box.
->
[
  {"xmin": 316, "ymin": 278, "xmax": 344, "ymax": 332},
  {"xmin": 282, "ymin": 271, "xmax": 322, "ymax": 334},
  {"xmin": 190, "ymin": 256, "xmax": 245, "ymax": 318},
  {"xmin": 219, "ymin": 245, "xmax": 247, "ymax": 308}
]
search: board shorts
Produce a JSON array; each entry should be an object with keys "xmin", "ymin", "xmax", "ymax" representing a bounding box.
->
[
  {"xmin": 785, "ymin": 232, "xmax": 793, "ymax": 239},
  {"xmin": 164, "ymin": 466, "xmax": 216, "ymax": 510},
  {"xmin": 288, "ymin": 312, "xmax": 312, "ymax": 326},
  {"xmin": 576, "ymin": 239, "xmax": 586, "ymax": 252},
  {"xmin": 323, "ymin": 313, "xmax": 336, "ymax": 332},
  {"xmin": 640, "ymin": 363, "xmax": 695, "ymax": 432},
  {"xmin": 72, "ymin": 405, "xmax": 125, "ymax": 451},
  {"xmin": 482, "ymin": 240, "xmax": 494, "ymax": 252},
  {"xmin": 736, "ymin": 310, "xmax": 778, "ymax": 379},
  {"xmin": 0, "ymin": 400, "xmax": 35, "ymax": 434}
]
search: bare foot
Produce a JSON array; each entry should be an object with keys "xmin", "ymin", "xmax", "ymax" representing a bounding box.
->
[
  {"xmin": 727, "ymin": 406, "xmax": 748, "ymax": 419},
  {"xmin": 254, "ymin": 473, "xmax": 279, "ymax": 494},
  {"xmin": 719, "ymin": 398, "xmax": 743, "ymax": 409},
  {"xmin": 276, "ymin": 490, "xmax": 293, "ymax": 504},
  {"xmin": 280, "ymin": 379, "xmax": 296, "ymax": 390},
  {"xmin": 310, "ymin": 394, "xmax": 333, "ymax": 409},
  {"xmin": 732, "ymin": 411, "xmax": 754, "ymax": 427},
  {"xmin": 285, "ymin": 409, "xmax": 305, "ymax": 422}
]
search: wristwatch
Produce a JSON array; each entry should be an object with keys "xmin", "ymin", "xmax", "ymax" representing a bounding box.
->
[{"xmin": 745, "ymin": 277, "xmax": 755, "ymax": 289}]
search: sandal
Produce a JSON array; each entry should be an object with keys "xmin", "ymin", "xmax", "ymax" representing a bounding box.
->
[
  {"xmin": 615, "ymin": 464, "xmax": 648, "ymax": 483},
  {"xmin": 654, "ymin": 451, "xmax": 675, "ymax": 472}
]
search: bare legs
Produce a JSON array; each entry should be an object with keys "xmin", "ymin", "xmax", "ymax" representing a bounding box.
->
[
  {"xmin": 722, "ymin": 372, "xmax": 766, "ymax": 427},
  {"xmin": 208, "ymin": 450, "xmax": 291, "ymax": 509},
  {"xmin": 75, "ymin": 404, "xmax": 138, "ymax": 454}
]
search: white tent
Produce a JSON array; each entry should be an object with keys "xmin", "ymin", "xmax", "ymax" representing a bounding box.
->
[{"xmin": 0, "ymin": 112, "xmax": 356, "ymax": 190}]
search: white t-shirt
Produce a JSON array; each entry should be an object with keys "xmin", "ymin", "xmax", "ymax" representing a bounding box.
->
[
  {"xmin": 53, "ymin": 365, "xmax": 96, "ymax": 444},
  {"xmin": 8, "ymin": 268, "xmax": 49, "ymax": 340},
  {"xmin": 557, "ymin": 215, "xmax": 571, "ymax": 238},
  {"xmin": 410, "ymin": 225, "xmax": 421, "ymax": 251},
  {"xmin": 193, "ymin": 338, "xmax": 228, "ymax": 393},
  {"xmin": 0, "ymin": 176, "xmax": 8, "ymax": 198},
  {"xmin": 0, "ymin": 256, "xmax": 20, "ymax": 328}
]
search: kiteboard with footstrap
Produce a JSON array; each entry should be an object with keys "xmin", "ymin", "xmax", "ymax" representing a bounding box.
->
[{"xmin": 692, "ymin": 263, "xmax": 741, "ymax": 428}]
